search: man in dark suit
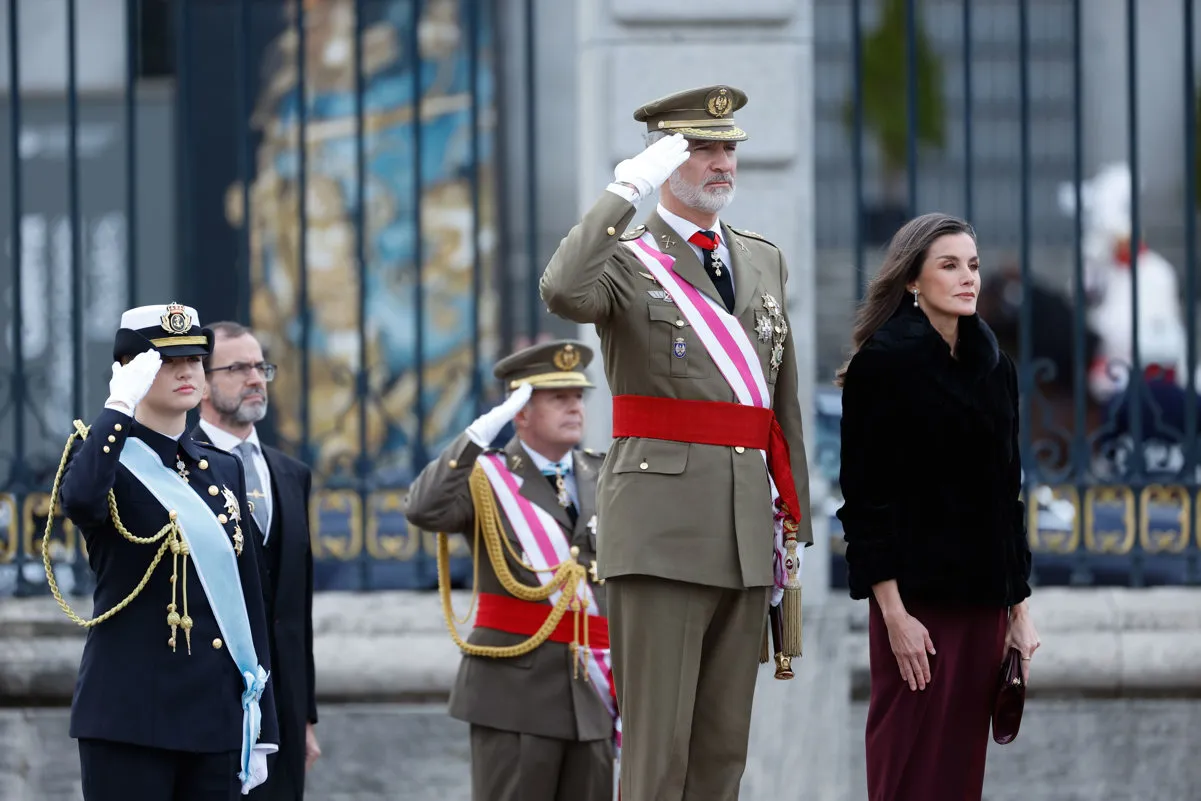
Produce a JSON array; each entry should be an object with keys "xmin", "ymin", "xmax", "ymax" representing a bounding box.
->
[
  {"xmin": 56, "ymin": 302, "xmax": 278, "ymax": 800},
  {"xmin": 194, "ymin": 321, "xmax": 319, "ymax": 801}
]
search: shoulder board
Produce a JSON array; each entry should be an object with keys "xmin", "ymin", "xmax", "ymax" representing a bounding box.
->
[
  {"xmin": 729, "ymin": 227, "xmax": 777, "ymax": 247},
  {"xmin": 618, "ymin": 224, "xmax": 646, "ymax": 242}
]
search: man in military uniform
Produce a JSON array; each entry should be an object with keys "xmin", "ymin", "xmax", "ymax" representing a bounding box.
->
[
  {"xmin": 403, "ymin": 340, "xmax": 616, "ymax": 801},
  {"xmin": 54, "ymin": 303, "xmax": 279, "ymax": 800},
  {"xmin": 540, "ymin": 85, "xmax": 813, "ymax": 799}
]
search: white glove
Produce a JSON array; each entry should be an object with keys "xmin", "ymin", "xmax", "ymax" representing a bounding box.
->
[
  {"xmin": 103, "ymin": 350, "xmax": 162, "ymax": 414},
  {"xmin": 612, "ymin": 133, "xmax": 691, "ymax": 201},
  {"xmin": 465, "ymin": 382, "xmax": 534, "ymax": 447},
  {"xmin": 240, "ymin": 743, "xmax": 276, "ymax": 795}
]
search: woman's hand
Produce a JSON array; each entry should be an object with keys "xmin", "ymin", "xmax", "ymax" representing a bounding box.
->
[
  {"xmin": 1005, "ymin": 601, "xmax": 1040, "ymax": 684},
  {"xmin": 884, "ymin": 610, "xmax": 936, "ymax": 691}
]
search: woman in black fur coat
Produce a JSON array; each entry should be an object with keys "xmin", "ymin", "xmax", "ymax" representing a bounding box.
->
[{"xmin": 835, "ymin": 213, "xmax": 1041, "ymax": 801}]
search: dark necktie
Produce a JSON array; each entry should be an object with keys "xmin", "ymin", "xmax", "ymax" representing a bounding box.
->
[{"xmin": 688, "ymin": 229, "xmax": 735, "ymax": 312}]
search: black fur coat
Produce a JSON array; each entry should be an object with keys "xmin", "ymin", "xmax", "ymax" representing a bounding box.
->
[{"xmin": 836, "ymin": 303, "xmax": 1033, "ymax": 607}]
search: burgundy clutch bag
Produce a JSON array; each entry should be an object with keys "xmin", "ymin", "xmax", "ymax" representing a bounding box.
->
[{"xmin": 991, "ymin": 647, "xmax": 1026, "ymax": 744}]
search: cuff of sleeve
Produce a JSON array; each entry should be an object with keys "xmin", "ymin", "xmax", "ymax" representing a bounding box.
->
[
  {"xmin": 845, "ymin": 541, "xmax": 898, "ymax": 588},
  {"xmin": 450, "ymin": 433, "xmax": 484, "ymax": 467},
  {"xmin": 604, "ymin": 182, "xmax": 640, "ymax": 205}
]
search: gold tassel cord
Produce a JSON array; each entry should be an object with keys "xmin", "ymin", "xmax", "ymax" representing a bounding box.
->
[
  {"xmin": 43, "ymin": 420, "xmax": 176, "ymax": 629},
  {"xmin": 436, "ymin": 463, "xmax": 588, "ymax": 660},
  {"xmin": 780, "ymin": 533, "xmax": 803, "ymax": 658}
]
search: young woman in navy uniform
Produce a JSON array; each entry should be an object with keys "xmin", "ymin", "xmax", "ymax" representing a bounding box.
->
[{"xmin": 51, "ymin": 303, "xmax": 279, "ymax": 800}]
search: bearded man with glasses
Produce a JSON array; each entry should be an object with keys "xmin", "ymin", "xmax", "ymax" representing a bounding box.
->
[{"xmin": 194, "ymin": 321, "xmax": 321, "ymax": 801}]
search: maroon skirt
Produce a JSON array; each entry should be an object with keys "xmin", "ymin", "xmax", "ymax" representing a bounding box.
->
[{"xmin": 865, "ymin": 598, "xmax": 1008, "ymax": 801}]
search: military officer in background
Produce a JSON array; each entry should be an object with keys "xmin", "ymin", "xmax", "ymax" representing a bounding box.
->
[
  {"xmin": 403, "ymin": 340, "xmax": 617, "ymax": 801},
  {"xmin": 540, "ymin": 85, "xmax": 814, "ymax": 800},
  {"xmin": 53, "ymin": 302, "xmax": 278, "ymax": 800}
]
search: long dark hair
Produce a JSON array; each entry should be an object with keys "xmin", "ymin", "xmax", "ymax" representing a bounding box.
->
[{"xmin": 833, "ymin": 212, "xmax": 977, "ymax": 387}]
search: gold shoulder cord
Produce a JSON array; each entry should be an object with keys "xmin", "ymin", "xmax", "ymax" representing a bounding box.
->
[
  {"xmin": 436, "ymin": 462, "xmax": 591, "ymax": 669},
  {"xmin": 42, "ymin": 420, "xmax": 194, "ymax": 651}
]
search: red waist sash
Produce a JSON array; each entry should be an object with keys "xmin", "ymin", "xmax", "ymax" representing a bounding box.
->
[
  {"xmin": 611, "ymin": 394, "xmax": 804, "ymax": 528},
  {"xmin": 475, "ymin": 592, "xmax": 609, "ymax": 650}
]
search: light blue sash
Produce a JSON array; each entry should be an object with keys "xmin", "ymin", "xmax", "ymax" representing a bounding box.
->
[{"xmin": 119, "ymin": 438, "xmax": 270, "ymax": 782}]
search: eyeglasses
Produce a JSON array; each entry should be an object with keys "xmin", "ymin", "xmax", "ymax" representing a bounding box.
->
[{"xmin": 205, "ymin": 361, "xmax": 277, "ymax": 382}]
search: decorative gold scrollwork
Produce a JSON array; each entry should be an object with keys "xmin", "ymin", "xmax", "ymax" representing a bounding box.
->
[
  {"xmin": 0, "ymin": 493, "xmax": 15, "ymax": 564},
  {"xmin": 1027, "ymin": 485, "xmax": 1080, "ymax": 553},
  {"xmin": 366, "ymin": 489, "xmax": 420, "ymax": 561},
  {"xmin": 310, "ymin": 489, "xmax": 363, "ymax": 561},
  {"xmin": 1138, "ymin": 485, "xmax": 1190, "ymax": 554},
  {"xmin": 23, "ymin": 492, "xmax": 76, "ymax": 561},
  {"xmin": 1083, "ymin": 486, "xmax": 1136, "ymax": 554}
]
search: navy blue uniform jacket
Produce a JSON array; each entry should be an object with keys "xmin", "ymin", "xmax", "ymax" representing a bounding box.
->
[{"xmin": 59, "ymin": 408, "xmax": 280, "ymax": 753}]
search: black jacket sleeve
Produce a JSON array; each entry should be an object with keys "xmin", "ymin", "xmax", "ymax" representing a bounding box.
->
[{"xmin": 836, "ymin": 349, "xmax": 903, "ymax": 595}]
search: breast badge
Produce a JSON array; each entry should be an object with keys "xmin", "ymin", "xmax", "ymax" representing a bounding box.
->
[
  {"xmin": 673, "ymin": 337, "xmax": 687, "ymax": 358},
  {"xmin": 220, "ymin": 486, "xmax": 245, "ymax": 556},
  {"xmin": 760, "ymin": 293, "xmax": 788, "ymax": 377}
]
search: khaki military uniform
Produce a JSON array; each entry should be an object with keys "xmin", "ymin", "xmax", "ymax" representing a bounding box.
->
[
  {"xmin": 404, "ymin": 342, "xmax": 614, "ymax": 801},
  {"xmin": 539, "ymin": 85, "xmax": 813, "ymax": 800}
]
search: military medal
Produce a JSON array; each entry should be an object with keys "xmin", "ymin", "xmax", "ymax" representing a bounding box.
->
[
  {"xmin": 755, "ymin": 315, "xmax": 773, "ymax": 342},
  {"xmin": 220, "ymin": 486, "xmax": 244, "ymax": 556},
  {"xmin": 711, "ymin": 252, "xmax": 724, "ymax": 277},
  {"xmin": 770, "ymin": 343, "xmax": 785, "ymax": 373},
  {"xmin": 552, "ymin": 465, "xmax": 571, "ymax": 509},
  {"xmin": 760, "ymin": 293, "xmax": 787, "ymax": 377},
  {"xmin": 175, "ymin": 458, "xmax": 190, "ymax": 482}
]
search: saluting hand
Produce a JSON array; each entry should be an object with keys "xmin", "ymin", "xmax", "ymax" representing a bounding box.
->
[
  {"xmin": 613, "ymin": 132, "xmax": 691, "ymax": 201},
  {"xmin": 103, "ymin": 350, "xmax": 162, "ymax": 414},
  {"xmin": 465, "ymin": 382, "xmax": 534, "ymax": 447}
]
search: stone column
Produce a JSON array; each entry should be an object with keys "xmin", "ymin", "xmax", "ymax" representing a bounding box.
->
[{"xmin": 573, "ymin": 0, "xmax": 829, "ymax": 605}]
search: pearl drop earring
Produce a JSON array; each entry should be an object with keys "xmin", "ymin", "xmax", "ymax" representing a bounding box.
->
[{"xmin": 912, "ymin": 288, "xmax": 919, "ymax": 307}]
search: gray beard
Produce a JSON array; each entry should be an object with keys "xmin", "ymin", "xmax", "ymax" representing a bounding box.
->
[
  {"xmin": 668, "ymin": 172, "xmax": 735, "ymax": 214},
  {"xmin": 215, "ymin": 394, "xmax": 268, "ymax": 426}
]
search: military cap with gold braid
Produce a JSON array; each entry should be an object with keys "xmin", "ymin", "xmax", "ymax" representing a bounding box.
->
[
  {"xmin": 633, "ymin": 84, "xmax": 749, "ymax": 142},
  {"xmin": 113, "ymin": 302, "xmax": 214, "ymax": 362},
  {"xmin": 493, "ymin": 339, "xmax": 595, "ymax": 391}
]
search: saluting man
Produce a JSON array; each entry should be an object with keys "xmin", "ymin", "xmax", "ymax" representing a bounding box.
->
[
  {"xmin": 539, "ymin": 85, "xmax": 814, "ymax": 800},
  {"xmin": 404, "ymin": 340, "xmax": 618, "ymax": 801},
  {"xmin": 54, "ymin": 302, "xmax": 278, "ymax": 800}
]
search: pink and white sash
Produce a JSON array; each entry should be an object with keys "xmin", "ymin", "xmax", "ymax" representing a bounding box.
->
[
  {"xmin": 623, "ymin": 231, "xmax": 793, "ymax": 602},
  {"xmin": 476, "ymin": 452, "xmax": 622, "ymax": 749}
]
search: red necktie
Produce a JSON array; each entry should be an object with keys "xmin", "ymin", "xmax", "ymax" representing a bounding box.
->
[{"xmin": 688, "ymin": 230, "xmax": 720, "ymax": 252}]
